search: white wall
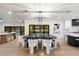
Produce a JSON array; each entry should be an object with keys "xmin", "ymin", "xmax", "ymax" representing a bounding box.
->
[
  {"xmin": 0, "ymin": 12, "xmax": 25, "ymax": 32},
  {"xmin": 0, "ymin": 21, "xmax": 4, "ymax": 32},
  {"xmin": 64, "ymin": 13, "xmax": 79, "ymax": 32},
  {"xmin": 25, "ymin": 19, "xmax": 64, "ymax": 35}
]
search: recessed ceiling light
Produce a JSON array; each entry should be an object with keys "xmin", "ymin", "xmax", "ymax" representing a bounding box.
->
[
  {"xmin": 0, "ymin": 18, "xmax": 3, "ymax": 22},
  {"xmin": 8, "ymin": 11, "xmax": 12, "ymax": 15},
  {"xmin": 0, "ymin": 20, "xmax": 2, "ymax": 22}
]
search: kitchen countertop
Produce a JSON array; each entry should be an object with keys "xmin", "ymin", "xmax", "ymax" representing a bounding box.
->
[
  {"xmin": 0, "ymin": 32, "xmax": 16, "ymax": 35},
  {"xmin": 0, "ymin": 33, "xmax": 10, "ymax": 35},
  {"xmin": 66, "ymin": 32, "xmax": 79, "ymax": 37}
]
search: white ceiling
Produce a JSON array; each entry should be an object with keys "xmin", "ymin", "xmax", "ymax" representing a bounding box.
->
[
  {"xmin": 0, "ymin": 3, "xmax": 79, "ymax": 12},
  {"xmin": 0, "ymin": 3, "xmax": 79, "ymax": 24}
]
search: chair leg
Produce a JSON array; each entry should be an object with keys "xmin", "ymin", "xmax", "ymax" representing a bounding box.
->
[
  {"xmin": 30, "ymin": 47, "xmax": 34, "ymax": 54},
  {"xmin": 37, "ymin": 45, "xmax": 38, "ymax": 50},
  {"xmin": 57, "ymin": 42, "xmax": 59, "ymax": 47},
  {"xmin": 55, "ymin": 40, "xmax": 58, "ymax": 48},
  {"xmin": 22, "ymin": 42, "xmax": 25, "ymax": 47},
  {"xmin": 42, "ymin": 45, "xmax": 43, "ymax": 50},
  {"xmin": 18, "ymin": 42, "xmax": 21, "ymax": 47},
  {"xmin": 46, "ymin": 47, "xmax": 50, "ymax": 55}
]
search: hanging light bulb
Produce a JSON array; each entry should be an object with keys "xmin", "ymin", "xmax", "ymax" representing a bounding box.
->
[{"xmin": 0, "ymin": 20, "xmax": 2, "ymax": 22}]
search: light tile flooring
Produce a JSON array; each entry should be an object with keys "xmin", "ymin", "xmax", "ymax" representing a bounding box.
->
[{"xmin": 0, "ymin": 39, "xmax": 79, "ymax": 56}]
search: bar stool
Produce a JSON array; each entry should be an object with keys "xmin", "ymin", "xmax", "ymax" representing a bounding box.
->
[
  {"xmin": 18, "ymin": 36, "xmax": 25, "ymax": 47},
  {"xmin": 10, "ymin": 34, "xmax": 14, "ymax": 41},
  {"xmin": 6, "ymin": 34, "xmax": 11, "ymax": 42}
]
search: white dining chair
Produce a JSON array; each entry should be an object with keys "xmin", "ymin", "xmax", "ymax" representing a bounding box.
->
[
  {"xmin": 18, "ymin": 36, "xmax": 25, "ymax": 47},
  {"xmin": 28, "ymin": 39, "xmax": 38, "ymax": 54},
  {"xmin": 42, "ymin": 39, "xmax": 52, "ymax": 54}
]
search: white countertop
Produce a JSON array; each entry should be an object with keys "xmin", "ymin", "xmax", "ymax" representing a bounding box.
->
[
  {"xmin": 0, "ymin": 32, "xmax": 16, "ymax": 35},
  {"xmin": 0, "ymin": 33, "xmax": 10, "ymax": 35},
  {"xmin": 66, "ymin": 33, "xmax": 79, "ymax": 37}
]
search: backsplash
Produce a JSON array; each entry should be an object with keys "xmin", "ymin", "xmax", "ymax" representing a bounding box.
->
[{"xmin": 70, "ymin": 26, "xmax": 79, "ymax": 32}]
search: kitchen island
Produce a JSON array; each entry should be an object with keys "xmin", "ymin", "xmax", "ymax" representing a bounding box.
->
[
  {"xmin": 0, "ymin": 32, "xmax": 16, "ymax": 44},
  {"xmin": 67, "ymin": 33, "xmax": 79, "ymax": 47}
]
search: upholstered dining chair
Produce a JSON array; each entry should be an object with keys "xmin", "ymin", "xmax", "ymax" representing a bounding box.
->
[
  {"xmin": 28, "ymin": 39, "xmax": 38, "ymax": 54},
  {"xmin": 42, "ymin": 39, "xmax": 52, "ymax": 54}
]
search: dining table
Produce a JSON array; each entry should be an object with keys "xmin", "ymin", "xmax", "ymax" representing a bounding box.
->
[
  {"xmin": 22, "ymin": 34, "xmax": 57, "ymax": 48},
  {"xmin": 22, "ymin": 35, "xmax": 57, "ymax": 54}
]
